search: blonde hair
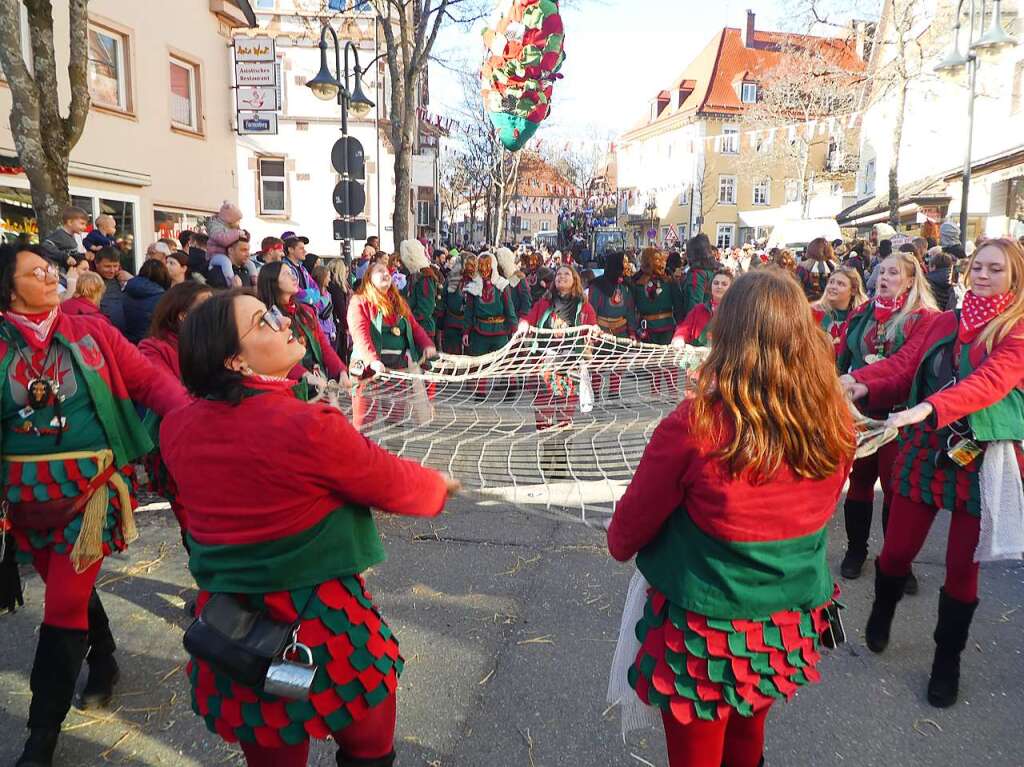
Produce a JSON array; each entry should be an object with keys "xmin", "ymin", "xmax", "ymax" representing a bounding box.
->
[
  {"xmin": 812, "ymin": 266, "xmax": 867, "ymax": 313},
  {"xmin": 882, "ymin": 251, "xmax": 937, "ymax": 340},
  {"xmin": 970, "ymin": 238, "xmax": 1024, "ymax": 352},
  {"xmin": 73, "ymin": 271, "xmax": 105, "ymax": 304},
  {"xmin": 326, "ymin": 258, "xmax": 349, "ymax": 292}
]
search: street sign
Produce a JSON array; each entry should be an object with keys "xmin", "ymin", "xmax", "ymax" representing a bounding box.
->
[
  {"xmin": 332, "ymin": 180, "xmax": 366, "ymax": 217},
  {"xmin": 236, "ymin": 85, "xmax": 278, "ymax": 112},
  {"xmin": 234, "ymin": 36, "xmax": 276, "ymax": 62},
  {"xmin": 237, "ymin": 112, "xmax": 278, "ymax": 135},
  {"xmin": 235, "ymin": 61, "xmax": 276, "ymax": 86},
  {"xmin": 334, "ymin": 219, "xmax": 368, "ymax": 241},
  {"xmin": 331, "ymin": 136, "xmax": 365, "ymax": 180}
]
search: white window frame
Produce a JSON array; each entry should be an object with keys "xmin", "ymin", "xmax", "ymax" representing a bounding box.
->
[
  {"xmin": 417, "ymin": 200, "xmax": 432, "ymax": 227},
  {"xmin": 784, "ymin": 179, "xmax": 800, "ymax": 204},
  {"xmin": 677, "ymin": 223, "xmax": 687, "ymax": 241},
  {"xmin": 88, "ymin": 24, "xmax": 129, "ymax": 112},
  {"xmin": 753, "ymin": 178, "xmax": 770, "ymax": 206},
  {"xmin": 678, "ymin": 185, "xmax": 689, "ymax": 205},
  {"xmin": 864, "ymin": 158, "xmax": 877, "ymax": 196},
  {"xmin": 718, "ymin": 175, "xmax": 737, "ymax": 205},
  {"xmin": 720, "ymin": 126, "xmax": 739, "ymax": 154},
  {"xmin": 258, "ymin": 157, "xmax": 287, "ymax": 216},
  {"xmin": 741, "ymin": 82, "xmax": 758, "ymax": 104},
  {"xmin": 716, "ymin": 224, "xmax": 735, "ymax": 249},
  {"xmin": 169, "ymin": 57, "xmax": 199, "ymax": 131}
]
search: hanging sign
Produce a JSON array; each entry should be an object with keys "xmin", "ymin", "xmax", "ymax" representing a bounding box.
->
[
  {"xmin": 236, "ymin": 85, "xmax": 278, "ymax": 112},
  {"xmin": 234, "ymin": 36, "xmax": 276, "ymax": 62},
  {"xmin": 237, "ymin": 112, "xmax": 278, "ymax": 135},
  {"xmin": 234, "ymin": 36, "xmax": 279, "ymax": 135}
]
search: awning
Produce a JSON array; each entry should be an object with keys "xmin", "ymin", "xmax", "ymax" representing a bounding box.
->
[{"xmin": 765, "ymin": 219, "xmax": 842, "ymax": 249}]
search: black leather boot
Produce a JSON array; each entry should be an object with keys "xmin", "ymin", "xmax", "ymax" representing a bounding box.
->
[
  {"xmin": 840, "ymin": 499, "xmax": 872, "ymax": 579},
  {"xmin": 17, "ymin": 624, "xmax": 89, "ymax": 766},
  {"xmin": 865, "ymin": 559, "xmax": 908, "ymax": 653},
  {"xmin": 336, "ymin": 750, "xmax": 396, "ymax": 767},
  {"xmin": 74, "ymin": 590, "xmax": 119, "ymax": 711},
  {"xmin": 927, "ymin": 589, "xmax": 979, "ymax": 708}
]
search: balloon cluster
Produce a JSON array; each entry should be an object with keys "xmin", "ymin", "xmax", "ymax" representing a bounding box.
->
[{"xmin": 481, "ymin": 0, "xmax": 566, "ymax": 152}]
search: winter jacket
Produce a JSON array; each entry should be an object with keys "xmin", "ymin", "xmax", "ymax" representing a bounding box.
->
[
  {"xmin": 123, "ymin": 275, "xmax": 166, "ymax": 343},
  {"xmin": 40, "ymin": 227, "xmax": 81, "ymax": 267},
  {"xmin": 61, "ymin": 296, "xmax": 108, "ymax": 321},
  {"xmin": 926, "ymin": 267, "xmax": 955, "ymax": 311},
  {"xmin": 100, "ymin": 278, "xmax": 128, "ymax": 336}
]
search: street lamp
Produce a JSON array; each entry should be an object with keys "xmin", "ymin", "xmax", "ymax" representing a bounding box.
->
[{"xmin": 935, "ymin": 0, "xmax": 1017, "ymax": 248}]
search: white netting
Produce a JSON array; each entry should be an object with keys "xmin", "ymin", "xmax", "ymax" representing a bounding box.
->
[
  {"xmin": 309, "ymin": 327, "xmax": 897, "ymax": 527},
  {"xmin": 310, "ymin": 326, "xmax": 708, "ymax": 527}
]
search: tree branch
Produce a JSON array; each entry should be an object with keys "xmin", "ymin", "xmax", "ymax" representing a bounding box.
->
[{"xmin": 63, "ymin": 0, "xmax": 90, "ymax": 148}]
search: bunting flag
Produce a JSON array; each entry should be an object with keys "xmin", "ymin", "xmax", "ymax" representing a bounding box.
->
[{"xmin": 480, "ymin": 0, "xmax": 566, "ymax": 151}]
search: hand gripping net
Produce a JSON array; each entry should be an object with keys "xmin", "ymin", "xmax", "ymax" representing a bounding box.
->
[{"xmin": 310, "ymin": 327, "xmax": 708, "ymax": 528}]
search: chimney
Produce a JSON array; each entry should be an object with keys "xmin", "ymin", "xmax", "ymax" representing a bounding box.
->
[{"xmin": 742, "ymin": 9, "xmax": 756, "ymax": 48}]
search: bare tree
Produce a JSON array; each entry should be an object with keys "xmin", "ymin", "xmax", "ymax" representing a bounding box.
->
[
  {"xmin": 0, "ymin": 0, "xmax": 91, "ymax": 236},
  {"xmin": 737, "ymin": 40, "xmax": 865, "ymax": 217},
  {"xmin": 693, "ymin": 151, "xmax": 718, "ymax": 233}
]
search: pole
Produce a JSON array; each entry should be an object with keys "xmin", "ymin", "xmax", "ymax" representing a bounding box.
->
[{"xmin": 959, "ymin": 55, "xmax": 978, "ymax": 249}]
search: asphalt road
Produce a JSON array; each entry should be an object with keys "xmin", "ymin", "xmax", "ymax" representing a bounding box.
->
[{"xmin": 0, "ymin": 490, "xmax": 1022, "ymax": 767}]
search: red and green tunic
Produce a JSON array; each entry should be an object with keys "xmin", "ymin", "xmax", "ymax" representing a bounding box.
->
[
  {"xmin": 681, "ymin": 268, "xmax": 716, "ymax": 317},
  {"xmin": 160, "ymin": 379, "xmax": 448, "ymax": 745},
  {"xmin": 633, "ymin": 276, "xmax": 683, "ymax": 344},
  {"xmin": 464, "ymin": 282, "xmax": 517, "ymax": 355},
  {"xmin": 811, "ymin": 306, "xmax": 851, "ymax": 358},
  {"xmin": 508, "ymin": 278, "xmax": 533, "ymax": 320},
  {"xmin": 286, "ymin": 302, "xmax": 345, "ymax": 380},
  {"xmin": 442, "ymin": 287, "xmax": 468, "ymax": 354},
  {"xmin": 348, "ymin": 294, "xmax": 434, "ymax": 369},
  {"xmin": 0, "ymin": 312, "xmax": 187, "ymax": 568},
  {"xmin": 607, "ymin": 400, "xmax": 851, "ymax": 724},
  {"xmin": 588, "ymin": 277, "xmax": 636, "ymax": 338},
  {"xmin": 853, "ymin": 311, "xmax": 1024, "ymax": 518},
  {"xmin": 405, "ymin": 272, "xmax": 441, "ymax": 335},
  {"xmin": 672, "ymin": 304, "xmax": 714, "ymax": 348}
]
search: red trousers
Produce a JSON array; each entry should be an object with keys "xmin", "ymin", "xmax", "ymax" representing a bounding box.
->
[
  {"xmin": 30, "ymin": 548, "xmax": 101, "ymax": 630},
  {"xmin": 661, "ymin": 706, "xmax": 770, "ymax": 767},
  {"xmin": 239, "ymin": 693, "xmax": 396, "ymax": 766},
  {"xmin": 879, "ymin": 494, "xmax": 981, "ymax": 602},
  {"xmin": 846, "ymin": 440, "xmax": 898, "ymax": 507}
]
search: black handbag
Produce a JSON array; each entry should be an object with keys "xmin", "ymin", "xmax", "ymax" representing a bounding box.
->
[{"xmin": 182, "ymin": 593, "xmax": 298, "ymax": 689}]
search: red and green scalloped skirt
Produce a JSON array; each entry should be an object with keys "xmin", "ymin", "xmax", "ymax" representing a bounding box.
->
[
  {"xmin": 628, "ymin": 587, "xmax": 829, "ymax": 725},
  {"xmin": 188, "ymin": 574, "xmax": 402, "ymax": 747},
  {"xmin": 3, "ymin": 457, "xmax": 136, "ymax": 562},
  {"xmin": 895, "ymin": 424, "xmax": 982, "ymax": 517}
]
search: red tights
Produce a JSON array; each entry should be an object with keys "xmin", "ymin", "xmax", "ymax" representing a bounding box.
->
[
  {"xmin": 879, "ymin": 494, "xmax": 980, "ymax": 602},
  {"xmin": 846, "ymin": 440, "xmax": 898, "ymax": 507},
  {"xmin": 239, "ymin": 693, "xmax": 396, "ymax": 766},
  {"xmin": 30, "ymin": 548, "xmax": 101, "ymax": 630},
  {"xmin": 661, "ymin": 705, "xmax": 770, "ymax": 767}
]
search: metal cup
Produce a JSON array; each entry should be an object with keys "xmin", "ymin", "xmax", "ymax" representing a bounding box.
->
[{"xmin": 263, "ymin": 641, "xmax": 317, "ymax": 700}]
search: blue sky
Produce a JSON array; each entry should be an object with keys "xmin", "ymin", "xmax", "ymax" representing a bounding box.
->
[{"xmin": 430, "ymin": 0, "xmax": 785, "ymax": 140}]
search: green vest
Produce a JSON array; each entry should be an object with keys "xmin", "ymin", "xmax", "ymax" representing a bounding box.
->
[{"xmin": 370, "ymin": 311, "xmax": 419, "ymax": 361}]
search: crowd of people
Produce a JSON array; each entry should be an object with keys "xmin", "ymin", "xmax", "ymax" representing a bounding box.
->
[{"xmin": 0, "ymin": 201, "xmax": 1021, "ymax": 767}]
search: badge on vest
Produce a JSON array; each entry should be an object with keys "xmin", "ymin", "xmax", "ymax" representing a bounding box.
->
[{"xmin": 947, "ymin": 438, "xmax": 982, "ymax": 468}]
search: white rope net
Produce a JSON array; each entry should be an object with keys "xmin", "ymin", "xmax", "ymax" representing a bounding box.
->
[{"xmin": 308, "ymin": 327, "xmax": 898, "ymax": 527}]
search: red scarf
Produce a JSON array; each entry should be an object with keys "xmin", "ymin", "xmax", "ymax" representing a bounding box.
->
[
  {"xmin": 959, "ymin": 290, "xmax": 1014, "ymax": 343},
  {"xmin": 872, "ymin": 292, "xmax": 908, "ymax": 323},
  {"xmin": 5, "ymin": 308, "xmax": 60, "ymax": 350}
]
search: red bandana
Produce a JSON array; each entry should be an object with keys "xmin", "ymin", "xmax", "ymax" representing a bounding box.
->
[
  {"xmin": 959, "ymin": 290, "xmax": 1014, "ymax": 343},
  {"xmin": 5, "ymin": 308, "xmax": 60, "ymax": 350},
  {"xmin": 872, "ymin": 292, "xmax": 908, "ymax": 323}
]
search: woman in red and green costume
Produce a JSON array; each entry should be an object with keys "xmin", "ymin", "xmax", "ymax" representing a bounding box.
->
[
  {"xmin": 671, "ymin": 269, "xmax": 733, "ymax": 349},
  {"xmin": 399, "ymin": 240, "xmax": 443, "ymax": 340},
  {"xmin": 835, "ymin": 252, "xmax": 938, "ymax": 587},
  {"xmin": 441, "ymin": 254, "xmax": 475, "ymax": 354},
  {"xmin": 633, "ymin": 247, "xmax": 683, "ymax": 345},
  {"xmin": 843, "ymin": 238, "xmax": 1024, "ymax": 709},
  {"xmin": 588, "ymin": 251, "xmax": 636, "ymax": 398},
  {"xmin": 0, "ymin": 245, "xmax": 189, "ymax": 767},
  {"xmin": 681, "ymin": 233, "xmax": 719, "ymax": 316},
  {"xmin": 462, "ymin": 252, "xmax": 517, "ymax": 355},
  {"xmin": 349, "ymin": 262, "xmax": 437, "ymax": 429},
  {"xmin": 496, "ymin": 246, "xmax": 532, "ymax": 319},
  {"xmin": 608, "ymin": 269, "xmax": 854, "ymax": 767},
  {"xmin": 162, "ymin": 289, "xmax": 459, "ymax": 767},
  {"xmin": 810, "ymin": 266, "xmax": 867, "ymax": 357},
  {"xmin": 257, "ymin": 262, "xmax": 345, "ymax": 384}
]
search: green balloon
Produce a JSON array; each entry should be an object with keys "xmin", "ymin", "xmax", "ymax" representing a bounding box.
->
[{"xmin": 489, "ymin": 112, "xmax": 539, "ymax": 152}]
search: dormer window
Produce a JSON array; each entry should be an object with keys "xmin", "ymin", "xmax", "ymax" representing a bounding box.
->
[{"xmin": 741, "ymin": 82, "xmax": 758, "ymax": 103}]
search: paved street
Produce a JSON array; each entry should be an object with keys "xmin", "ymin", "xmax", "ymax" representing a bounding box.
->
[{"xmin": 1, "ymin": 490, "xmax": 1022, "ymax": 767}]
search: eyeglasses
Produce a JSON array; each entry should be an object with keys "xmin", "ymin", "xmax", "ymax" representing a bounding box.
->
[
  {"xmin": 16, "ymin": 264, "xmax": 60, "ymax": 282},
  {"xmin": 240, "ymin": 306, "xmax": 287, "ymax": 341}
]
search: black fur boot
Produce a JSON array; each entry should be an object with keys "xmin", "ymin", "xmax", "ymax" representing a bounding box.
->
[
  {"xmin": 927, "ymin": 589, "xmax": 978, "ymax": 708},
  {"xmin": 865, "ymin": 559, "xmax": 908, "ymax": 653}
]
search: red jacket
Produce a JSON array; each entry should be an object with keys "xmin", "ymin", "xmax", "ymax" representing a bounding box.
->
[
  {"xmin": 607, "ymin": 400, "xmax": 851, "ymax": 562},
  {"xmin": 672, "ymin": 304, "xmax": 713, "ymax": 345},
  {"xmin": 139, "ymin": 334, "xmax": 180, "ymax": 380},
  {"xmin": 524, "ymin": 296, "xmax": 597, "ymax": 328},
  {"xmin": 61, "ymin": 296, "xmax": 108, "ymax": 321},
  {"xmin": 289, "ymin": 302, "xmax": 345, "ymax": 380},
  {"xmin": 160, "ymin": 380, "xmax": 448, "ymax": 546},
  {"xmin": 852, "ymin": 310, "xmax": 1024, "ymax": 430},
  {"xmin": 347, "ymin": 293, "xmax": 435, "ymax": 364}
]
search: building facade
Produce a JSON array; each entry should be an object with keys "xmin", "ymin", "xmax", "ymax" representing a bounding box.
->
[
  {"xmin": 615, "ymin": 11, "xmax": 865, "ymax": 251},
  {"xmin": 0, "ymin": 0, "xmax": 250, "ymax": 268}
]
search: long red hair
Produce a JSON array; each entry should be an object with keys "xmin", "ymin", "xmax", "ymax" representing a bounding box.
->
[
  {"xmin": 690, "ymin": 269, "xmax": 855, "ymax": 481},
  {"xmin": 358, "ymin": 262, "xmax": 411, "ymax": 319}
]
